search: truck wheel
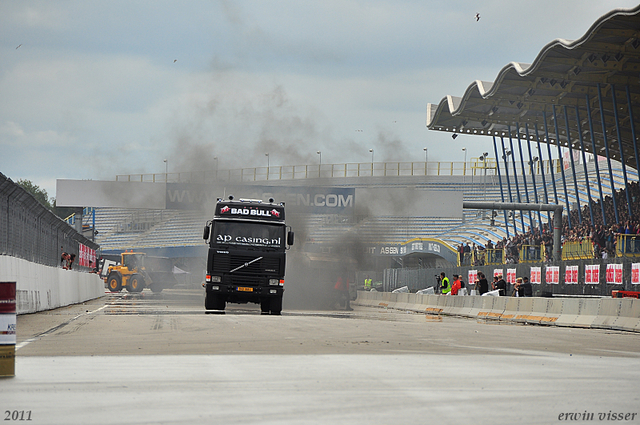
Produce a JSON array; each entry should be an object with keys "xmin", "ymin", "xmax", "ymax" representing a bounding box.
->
[
  {"xmin": 129, "ymin": 274, "xmax": 144, "ymax": 293},
  {"xmin": 270, "ymin": 295, "xmax": 282, "ymax": 315},
  {"xmin": 107, "ymin": 273, "xmax": 122, "ymax": 292},
  {"xmin": 150, "ymin": 284, "xmax": 163, "ymax": 293}
]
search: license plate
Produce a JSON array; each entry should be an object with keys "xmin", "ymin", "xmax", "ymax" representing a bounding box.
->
[{"xmin": 237, "ymin": 287, "xmax": 253, "ymax": 292}]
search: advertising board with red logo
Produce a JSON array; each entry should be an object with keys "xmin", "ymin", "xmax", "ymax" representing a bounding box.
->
[
  {"xmin": 216, "ymin": 202, "xmax": 285, "ymax": 222},
  {"xmin": 78, "ymin": 243, "xmax": 96, "ymax": 268},
  {"xmin": 530, "ymin": 267, "xmax": 541, "ymax": 284},
  {"xmin": 585, "ymin": 264, "xmax": 600, "ymax": 284},
  {"xmin": 493, "ymin": 269, "xmax": 503, "ymax": 279},
  {"xmin": 545, "ymin": 266, "xmax": 559, "ymax": 284},
  {"xmin": 565, "ymin": 265, "xmax": 579, "ymax": 284},
  {"xmin": 468, "ymin": 270, "xmax": 477, "ymax": 287},
  {"xmin": 632, "ymin": 263, "xmax": 640, "ymax": 285},
  {"xmin": 606, "ymin": 264, "xmax": 623, "ymax": 284},
  {"xmin": 506, "ymin": 268, "xmax": 516, "ymax": 285}
]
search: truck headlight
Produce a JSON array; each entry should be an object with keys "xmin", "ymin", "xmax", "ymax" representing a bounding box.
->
[
  {"xmin": 211, "ymin": 285, "xmax": 219, "ymax": 291},
  {"xmin": 270, "ymin": 289, "xmax": 277, "ymax": 294},
  {"xmin": 269, "ymin": 279, "xmax": 279, "ymax": 286},
  {"xmin": 210, "ymin": 276, "xmax": 221, "ymax": 283}
]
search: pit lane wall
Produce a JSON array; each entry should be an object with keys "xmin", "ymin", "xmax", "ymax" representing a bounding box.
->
[
  {"xmin": 0, "ymin": 256, "xmax": 104, "ymax": 315},
  {"xmin": 354, "ymin": 291, "xmax": 640, "ymax": 332}
]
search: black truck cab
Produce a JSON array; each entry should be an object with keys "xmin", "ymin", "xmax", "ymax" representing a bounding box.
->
[{"xmin": 202, "ymin": 197, "xmax": 294, "ymax": 314}]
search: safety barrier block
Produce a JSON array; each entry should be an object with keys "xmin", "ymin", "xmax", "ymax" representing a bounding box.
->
[
  {"xmin": 467, "ymin": 296, "xmax": 484, "ymax": 318},
  {"xmin": 409, "ymin": 294, "xmax": 429, "ymax": 313},
  {"xmin": 426, "ymin": 295, "xmax": 446, "ymax": 315},
  {"xmin": 592, "ymin": 298, "xmax": 622, "ymax": 329},
  {"xmin": 538, "ymin": 298, "xmax": 563, "ymax": 325},
  {"xmin": 376, "ymin": 292, "xmax": 394, "ymax": 309},
  {"xmin": 477, "ymin": 296, "xmax": 495, "ymax": 319},
  {"xmin": 441, "ymin": 296, "xmax": 457, "ymax": 315},
  {"xmin": 500, "ymin": 297, "xmax": 520, "ymax": 321},
  {"xmin": 512, "ymin": 298, "xmax": 535, "ymax": 323},
  {"xmin": 458, "ymin": 296, "xmax": 476, "ymax": 318},
  {"xmin": 611, "ymin": 299, "xmax": 640, "ymax": 332},
  {"xmin": 573, "ymin": 299, "xmax": 601, "ymax": 328},
  {"xmin": 447, "ymin": 296, "xmax": 467, "ymax": 316},
  {"xmin": 394, "ymin": 292, "xmax": 412, "ymax": 311},
  {"xmin": 489, "ymin": 297, "xmax": 508, "ymax": 320},
  {"xmin": 555, "ymin": 298, "xmax": 581, "ymax": 327}
]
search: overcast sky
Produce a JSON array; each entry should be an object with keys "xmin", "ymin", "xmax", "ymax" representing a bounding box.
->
[{"xmin": 1, "ymin": 1, "xmax": 637, "ymax": 198}]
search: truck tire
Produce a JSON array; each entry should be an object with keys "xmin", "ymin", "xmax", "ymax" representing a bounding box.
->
[
  {"xmin": 150, "ymin": 284, "xmax": 163, "ymax": 294},
  {"xmin": 128, "ymin": 274, "xmax": 144, "ymax": 293},
  {"xmin": 106, "ymin": 273, "xmax": 122, "ymax": 292},
  {"xmin": 270, "ymin": 295, "xmax": 282, "ymax": 315}
]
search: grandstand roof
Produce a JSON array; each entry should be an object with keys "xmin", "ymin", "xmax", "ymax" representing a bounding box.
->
[{"xmin": 426, "ymin": 6, "xmax": 640, "ymax": 170}]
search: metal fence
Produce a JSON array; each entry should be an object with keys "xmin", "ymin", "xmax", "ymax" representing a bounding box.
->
[
  {"xmin": 0, "ymin": 173, "xmax": 99, "ymax": 268},
  {"xmin": 382, "ymin": 257, "xmax": 639, "ymax": 297},
  {"xmin": 116, "ymin": 158, "xmax": 562, "ymax": 184}
]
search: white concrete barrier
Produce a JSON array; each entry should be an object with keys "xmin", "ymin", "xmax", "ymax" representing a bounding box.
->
[
  {"xmin": 573, "ymin": 299, "xmax": 601, "ymax": 328},
  {"xmin": 513, "ymin": 298, "xmax": 534, "ymax": 323},
  {"xmin": 611, "ymin": 299, "xmax": 640, "ymax": 332},
  {"xmin": 394, "ymin": 292, "xmax": 412, "ymax": 311},
  {"xmin": 500, "ymin": 298, "xmax": 520, "ymax": 321},
  {"xmin": 353, "ymin": 291, "xmax": 639, "ymax": 332},
  {"xmin": 0, "ymin": 256, "xmax": 104, "ymax": 315},
  {"xmin": 591, "ymin": 298, "xmax": 622, "ymax": 329}
]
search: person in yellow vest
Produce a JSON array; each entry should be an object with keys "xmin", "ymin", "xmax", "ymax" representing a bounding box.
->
[
  {"xmin": 440, "ymin": 272, "xmax": 451, "ymax": 295},
  {"xmin": 364, "ymin": 276, "xmax": 372, "ymax": 290}
]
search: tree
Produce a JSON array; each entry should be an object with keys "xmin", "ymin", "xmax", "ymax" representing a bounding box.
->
[{"xmin": 16, "ymin": 179, "xmax": 53, "ymax": 210}]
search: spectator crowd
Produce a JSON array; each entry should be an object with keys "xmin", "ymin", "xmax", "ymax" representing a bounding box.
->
[{"xmin": 462, "ymin": 181, "xmax": 640, "ymax": 265}]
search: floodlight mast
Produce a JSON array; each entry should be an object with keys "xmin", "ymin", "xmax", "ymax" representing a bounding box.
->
[{"xmin": 462, "ymin": 201, "xmax": 563, "ymax": 262}]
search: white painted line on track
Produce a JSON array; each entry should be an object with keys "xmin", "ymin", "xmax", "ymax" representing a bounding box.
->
[{"xmin": 16, "ymin": 305, "xmax": 107, "ymax": 351}]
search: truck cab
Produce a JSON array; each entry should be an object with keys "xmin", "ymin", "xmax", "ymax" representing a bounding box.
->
[{"xmin": 202, "ymin": 197, "xmax": 294, "ymax": 314}]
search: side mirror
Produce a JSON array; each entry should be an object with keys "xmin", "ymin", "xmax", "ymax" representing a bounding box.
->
[
  {"xmin": 203, "ymin": 225, "xmax": 210, "ymax": 241},
  {"xmin": 287, "ymin": 231, "xmax": 295, "ymax": 246}
]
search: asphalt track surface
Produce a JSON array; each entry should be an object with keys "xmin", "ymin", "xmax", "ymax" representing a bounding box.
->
[{"xmin": 4, "ymin": 288, "xmax": 640, "ymax": 425}]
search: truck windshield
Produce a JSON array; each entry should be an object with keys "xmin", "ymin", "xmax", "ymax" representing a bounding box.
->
[{"xmin": 213, "ymin": 221, "xmax": 285, "ymax": 248}]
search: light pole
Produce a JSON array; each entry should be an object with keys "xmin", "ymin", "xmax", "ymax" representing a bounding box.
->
[
  {"xmin": 213, "ymin": 156, "xmax": 218, "ymax": 180},
  {"xmin": 423, "ymin": 147, "xmax": 428, "ymax": 175},
  {"xmin": 317, "ymin": 151, "xmax": 322, "ymax": 178},
  {"xmin": 265, "ymin": 153, "xmax": 269, "ymax": 180},
  {"xmin": 479, "ymin": 152, "xmax": 489, "ymax": 206},
  {"xmin": 369, "ymin": 149, "xmax": 374, "ymax": 176},
  {"xmin": 461, "ymin": 148, "xmax": 467, "ymax": 183},
  {"xmin": 163, "ymin": 159, "xmax": 168, "ymax": 182}
]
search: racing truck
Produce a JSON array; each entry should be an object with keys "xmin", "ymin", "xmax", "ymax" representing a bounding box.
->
[
  {"xmin": 202, "ymin": 196, "xmax": 294, "ymax": 314},
  {"xmin": 105, "ymin": 251, "xmax": 177, "ymax": 293}
]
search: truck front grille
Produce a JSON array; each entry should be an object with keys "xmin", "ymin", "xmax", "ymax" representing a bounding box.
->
[{"xmin": 212, "ymin": 255, "xmax": 281, "ymax": 276}]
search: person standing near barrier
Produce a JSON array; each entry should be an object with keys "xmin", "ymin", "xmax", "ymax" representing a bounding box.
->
[
  {"xmin": 451, "ymin": 275, "xmax": 461, "ymax": 295},
  {"xmin": 440, "ymin": 272, "xmax": 451, "ymax": 295},
  {"xmin": 521, "ymin": 276, "xmax": 532, "ymax": 297},
  {"xmin": 364, "ymin": 276, "xmax": 372, "ymax": 290},
  {"xmin": 476, "ymin": 272, "xmax": 489, "ymax": 295},
  {"xmin": 495, "ymin": 274, "xmax": 507, "ymax": 296},
  {"xmin": 514, "ymin": 277, "xmax": 523, "ymax": 297}
]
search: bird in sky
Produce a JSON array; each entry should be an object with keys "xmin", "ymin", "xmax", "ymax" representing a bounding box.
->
[
  {"xmin": 16, "ymin": 44, "xmax": 22, "ymax": 49},
  {"xmin": 173, "ymin": 59, "xmax": 177, "ymax": 63},
  {"xmin": 475, "ymin": 13, "xmax": 480, "ymax": 21}
]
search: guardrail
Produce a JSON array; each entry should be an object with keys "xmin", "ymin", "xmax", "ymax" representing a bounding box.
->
[{"xmin": 116, "ymin": 158, "xmax": 562, "ymax": 183}]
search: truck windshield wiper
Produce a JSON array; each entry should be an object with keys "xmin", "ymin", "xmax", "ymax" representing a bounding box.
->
[{"xmin": 229, "ymin": 256, "xmax": 263, "ymax": 273}]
